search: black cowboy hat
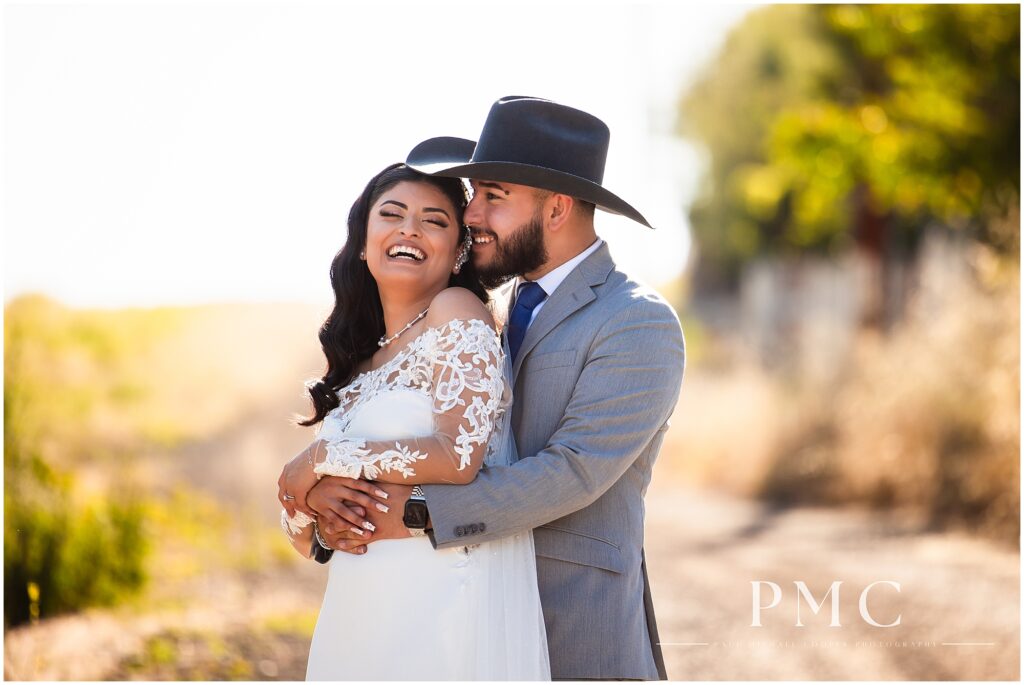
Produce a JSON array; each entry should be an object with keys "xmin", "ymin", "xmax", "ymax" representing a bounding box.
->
[{"xmin": 406, "ymin": 96, "xmax": 653, "ymax": 229}]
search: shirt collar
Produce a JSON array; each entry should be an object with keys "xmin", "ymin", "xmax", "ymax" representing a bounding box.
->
[{"xmin": 520, "ymin": 238, "xmax": 604, "ymax": 297}]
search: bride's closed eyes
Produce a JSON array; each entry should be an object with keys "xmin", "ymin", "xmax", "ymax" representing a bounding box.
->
[{"xmin": 378, "ymin": 208, "xmax": 450, "ymax": 229}]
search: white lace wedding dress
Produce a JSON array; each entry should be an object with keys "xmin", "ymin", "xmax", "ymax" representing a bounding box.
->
[{"xmin": 297, "ymin": 318, "xmax": 550, "ymax": 681}]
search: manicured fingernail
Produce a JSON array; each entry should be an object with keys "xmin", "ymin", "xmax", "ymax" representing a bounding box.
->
[
  {"xmin": 375, "ymin": 489, "xmax": 388, "ymax": 499},
  {"xmin": 350, "ymin": 526, "xmax": 365, "ymax": 536},
  {"xmin": 362, "ymin": 521, "xmax": 376, "ymax": 531},
  {"xmin": 357, "ymin": 547, "xmax": 366, "ymax": 554},
  {"xmin": 376, "ymin": 503, "xmax": 389, "ymax": 513}
]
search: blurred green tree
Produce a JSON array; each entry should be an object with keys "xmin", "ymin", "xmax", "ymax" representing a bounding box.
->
[{"xmin": 680, "ymin": 4, "xmax": 1019, "ymax": 292}]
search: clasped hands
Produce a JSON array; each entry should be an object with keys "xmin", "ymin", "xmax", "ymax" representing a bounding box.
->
[
  {"xmin": 277, "ymin": 445, "xmax": 413, "ymax": 554},
  {"xmin": 313, "ymin": 476, "xmax": 415, "ymax": 553}
]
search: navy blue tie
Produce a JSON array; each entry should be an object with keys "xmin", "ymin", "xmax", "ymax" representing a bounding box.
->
[{"xmin": 506, "ymin": 281, "xmax": 547, "ymax": 364}]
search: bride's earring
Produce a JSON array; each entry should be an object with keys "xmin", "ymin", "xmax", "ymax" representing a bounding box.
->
[
  {"xmin": 453, "ymin": 232, "xmax": 472, "ymax": 274},
  {"xmin": 359, "ymin": 249, "xmax": 366, "ymax": 260}
]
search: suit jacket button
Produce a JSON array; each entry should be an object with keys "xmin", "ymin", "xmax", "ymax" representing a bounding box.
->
[
  {"xmin": 479, "ymin": 523, "xmax": 486, "ymax": 533},
  {"xmin": 454, "ymin": 526, "xmax": 464, "ymax": 537},
  {"xmin": 469, "ymin": 524, "xmax": 478, "ymax": 534}
]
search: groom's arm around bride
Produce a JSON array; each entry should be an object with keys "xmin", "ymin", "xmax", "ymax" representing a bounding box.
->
[{"xmin": 423, "ymin": 244, "xmax": 684, "ymax": 680}]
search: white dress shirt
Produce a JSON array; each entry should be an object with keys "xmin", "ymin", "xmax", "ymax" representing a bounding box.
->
[{"xmin": 517, "ymin": 238, "xmax": 604, "ymax": 328}]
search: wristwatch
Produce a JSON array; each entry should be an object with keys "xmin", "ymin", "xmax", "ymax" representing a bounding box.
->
[{"xmin": 403, "ymin": 485, "xmax": 429, "ymax": 537}]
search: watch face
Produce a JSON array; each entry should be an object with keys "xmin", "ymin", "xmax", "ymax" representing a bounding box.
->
[{"xmin": 403, "ymin": 500, "xmax": 429, "ymax": 529}]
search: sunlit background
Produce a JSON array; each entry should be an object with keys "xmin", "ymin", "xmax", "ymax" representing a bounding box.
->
[
  {"xmin": 4, "ymin": 2, "xmax": 1020, "ymax": 681},
  {"xmin": 4, "ymin": 0, "xmax": 754, "ymax": 308}
]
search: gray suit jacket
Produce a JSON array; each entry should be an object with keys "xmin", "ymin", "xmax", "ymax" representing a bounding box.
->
[{"xmin": 423, "ymin": 243, "xmax": 686, "ymax": 680}]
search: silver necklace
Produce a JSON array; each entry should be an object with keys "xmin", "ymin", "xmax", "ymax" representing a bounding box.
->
[{"xmin": 378, "ymin": 307, "xmax": 429, "ymax": 348}]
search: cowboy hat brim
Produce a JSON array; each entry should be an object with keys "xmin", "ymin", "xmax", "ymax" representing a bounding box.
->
[{"xmin": 406, "ymin": 136, "xmax": 653, "ymax": 229}]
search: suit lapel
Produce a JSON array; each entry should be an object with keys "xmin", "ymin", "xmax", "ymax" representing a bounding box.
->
[{"xmin": 511, "ymin": 243, "xmax": 615, "ymax": 380}]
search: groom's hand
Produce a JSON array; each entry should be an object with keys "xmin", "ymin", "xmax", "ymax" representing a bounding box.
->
[{"xmin": 316, "ymin": 481, "xmax": 415, "ymax": 554}]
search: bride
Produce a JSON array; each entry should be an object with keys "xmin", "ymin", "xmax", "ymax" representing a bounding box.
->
[{"xmin": 276, "ymin": 162, "xmax": 550, "ymax": 680}]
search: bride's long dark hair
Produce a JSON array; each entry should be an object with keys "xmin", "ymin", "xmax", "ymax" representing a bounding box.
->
[{"xmin": 297, "ymin": 163, "xmax": 488, "ymax": 427}]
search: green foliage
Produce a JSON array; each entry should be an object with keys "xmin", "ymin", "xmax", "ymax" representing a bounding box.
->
[
  {"xmin": 680, "ymin": 4, "xmax": 1020, "ymax": 287},
  {"xmin": 4, "ymin": 295, "xmax": 316, "ymax": 628},
  {"xmin": 4, "ymin": 448, "xmax": 150, "ymax": 626},
  {"xmin": 680, "ymin": 6, "xmax": 845, "ymax": 285},
  {"xmin": 3, "ymin": 295, "xmax": 164, "ymax": 626}
]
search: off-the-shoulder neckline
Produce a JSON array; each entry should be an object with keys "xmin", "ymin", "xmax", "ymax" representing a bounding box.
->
[{"xmin": 348, "ymin": 317, "xmax": 496, "ymax": 383}]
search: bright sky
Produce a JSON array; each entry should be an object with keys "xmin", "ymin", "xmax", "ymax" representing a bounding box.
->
[{"xmin": 3, "ymin": 0, "xmax": 753, "ymax": 308}]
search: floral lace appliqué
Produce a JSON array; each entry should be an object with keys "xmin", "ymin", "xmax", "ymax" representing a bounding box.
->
[
  {"xmin": 321, "ymin": 438, "xmax": 428, "ymax": 480},
  {"xmin": 281, "ymin": 509, "xmax": 314, "ymax": 540},
  {"xmin": 313, "ymin": 318, "xmax": 506, "ymax": 481}
]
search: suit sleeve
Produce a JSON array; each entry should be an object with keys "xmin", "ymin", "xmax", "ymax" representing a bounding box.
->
[{"xmin": 422, "ymin": 299, "xmax": 685, "ymax": 548}]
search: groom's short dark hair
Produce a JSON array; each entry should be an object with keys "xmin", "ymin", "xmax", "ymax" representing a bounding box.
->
[
  {"xmin": 575, "ymin": 199, "xmax": 596, "ymax": 219},
  {"xmin": 532, "ymin": 189, "xmax": 596, "ymax": 220}
]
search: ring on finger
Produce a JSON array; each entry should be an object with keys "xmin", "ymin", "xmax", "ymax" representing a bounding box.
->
[{"xmin": 282, "ymin": 493, "xmax": 296, "ymax": 501}]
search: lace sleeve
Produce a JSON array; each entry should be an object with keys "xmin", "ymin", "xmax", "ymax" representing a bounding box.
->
[
  {"xmin": 280, "ymin": 509, "xmax": 314, "ymax": 539},
  {"xmin": 312, "ymin": 318, "xmax": 505, "ymax": 485}
]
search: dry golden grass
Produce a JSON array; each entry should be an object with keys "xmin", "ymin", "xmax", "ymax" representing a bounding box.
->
[
  {"xmin": 659, "ymin": 245, "xmax": 1020, "ymax": 544},
  {"xmin": 826, "ymin": 247, "xmax": 1019, "ymax": 540}
]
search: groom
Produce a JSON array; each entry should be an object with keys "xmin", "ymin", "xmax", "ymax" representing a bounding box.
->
[{"xmin": 313, "ymin": 96, "xmax": 685, "ymax": 680}]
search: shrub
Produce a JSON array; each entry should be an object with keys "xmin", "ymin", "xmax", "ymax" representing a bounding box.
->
[{"xmin": 4, "ymin": 447, "xmax": 149, "ymax": 626}]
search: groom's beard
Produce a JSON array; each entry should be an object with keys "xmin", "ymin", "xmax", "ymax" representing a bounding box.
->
[{"xmin": 474, "ymin": 211, "xmax": 549, "ymax": 290}]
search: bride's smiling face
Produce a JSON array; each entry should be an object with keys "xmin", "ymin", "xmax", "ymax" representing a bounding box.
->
[{"xmin": 364, "ymin": 180, "xmax": 462, "ymax": 298}]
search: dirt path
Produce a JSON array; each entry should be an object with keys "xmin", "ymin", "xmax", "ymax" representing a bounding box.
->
[
  {"xmin": 643, "ymin": 481, "xmax": 1020, "ymax": 680},
  {"xmin": 3, "ymin": 566, "xmax": 327, "ymax": 680},
  {"xmin": 7, "ymin": 479, "xmax": 1017, "ymax": 680}
]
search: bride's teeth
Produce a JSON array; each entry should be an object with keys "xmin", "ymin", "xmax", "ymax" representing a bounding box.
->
[{"xmin": 387, "ymin": 245, "xmax": 425, "ymax": 261}]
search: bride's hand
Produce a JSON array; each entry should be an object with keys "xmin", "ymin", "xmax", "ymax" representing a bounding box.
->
[
  {"xmin": 277, "ymin": 445, "xmax": 320, "ymax": 518},
  {"xmin": 308, "ymin": 476, "xmax": 391, "ymax": 535},
  {"xmin": 319, "ymin": 482, "xmax": 415, "ymax": 554}
]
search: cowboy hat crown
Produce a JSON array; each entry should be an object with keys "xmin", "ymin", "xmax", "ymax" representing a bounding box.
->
[{"xmin": 406, "ymin": 96, "xmax": 653, "ymax": 228}]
